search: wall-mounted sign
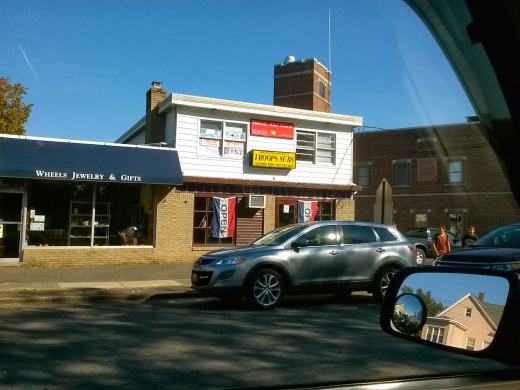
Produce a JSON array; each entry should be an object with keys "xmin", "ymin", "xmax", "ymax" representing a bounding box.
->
[
  {"xmin": 34, "ymin": 215, "xmax": 45, "ymax": 222},
  {"xmin": 250, "ymin": 119, "xmax": 294, "ymax": 139},
  {"xmin": 30, "ymin": 222, "xmax": 45, "ymax": 231},
  {"xmin": 250, "ymin": 150, "xmax": 296, "ymax": 169}
]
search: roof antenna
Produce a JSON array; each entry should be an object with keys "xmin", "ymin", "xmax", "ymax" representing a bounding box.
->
[{"xmin": 328, "ymin": 9, "xmax": 331, "ymax": 72}]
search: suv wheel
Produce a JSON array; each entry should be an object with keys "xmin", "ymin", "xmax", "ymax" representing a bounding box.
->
[
  {"xmin": 246, "ymin": 269, "xmax": 285, "ymax": 310},
  {"xmin": 373, "ymin": 266, "xmax": 398, "ymax": 303},
  {"xmin": 416, "ymin": 249, "xmax": 426, "ymax": 265}
]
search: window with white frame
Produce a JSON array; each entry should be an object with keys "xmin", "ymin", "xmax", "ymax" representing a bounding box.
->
[
  {"xmin": 296, "ymin": 130, "xmax": 336, "ymax": 164},
  {"xmin": 199, "ymin": 120, "xmax": 246, "ymax": 158},
  {"xmin": 446, "ymin": 157, "xmax": 465, "ymax": 183},
  {"xmin": 425, "ymin": 326, "xmax": 444, "ymax": 344},
  {"xmin": 356, "ymin": 165, "xmax": 370, "ymax": 187},
  {"xmin": 466, "ymin": 338, "xmax": 475, "ymax": 351},
  {"xmin": 482, "ymin": 341, "xmax": 491, "ymax": 349},
  {"xmin": 465, "ymin": 307, "xmax": 472, "ymax": 317}
]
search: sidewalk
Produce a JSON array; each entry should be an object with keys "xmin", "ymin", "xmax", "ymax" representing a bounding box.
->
[{"xmin": 0, "ymin": 263, "xmax": 197, "ymax": 305}]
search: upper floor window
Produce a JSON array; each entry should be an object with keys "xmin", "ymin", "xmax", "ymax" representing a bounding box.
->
[
  {"xmin": 446, "ymin": 157, "xmax": 465, "ymax": 183},
  {"xmin": 198, "ymin": 120, "xmax": 246, "ymax": 158},
  {"xmin": 466, "ymin": 338, "xmax": 475, "ymax": 351},
  {"xmin": 465, "ymin": 307, "xmax": 472, "ymax": 317},
  {"xmin": 296, "ymin": 131, "xmax": 335, "ymax": 164},
  {"xmin": 356, "ymin": 164, "xmax": 370, "ymax": 187},
  {"xmin": 394, "ymin": 159, "xmax": 410, "ymax": 186},
  {"xmin": 319, "ymin": 82, "xmax": 326, "ymax": 98}
]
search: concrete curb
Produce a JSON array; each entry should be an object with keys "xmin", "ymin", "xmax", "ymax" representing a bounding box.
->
[{"xmin": 0, "ymin": 286, "xmax": 200, "ymax": 306}]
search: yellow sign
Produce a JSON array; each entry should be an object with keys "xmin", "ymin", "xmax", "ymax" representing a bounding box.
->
[{"xmin": 250, "ymin": 150, "xmax": 296, "ymax": 169}]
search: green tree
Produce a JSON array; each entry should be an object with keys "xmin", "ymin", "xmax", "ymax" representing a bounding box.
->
[
  {"xmin": 401, "ymin": 286, "xmax": 446, "ymax": 316},
  {"xmin": 0, "ymin": 77, "xmax": 32, "ymax": 135}
]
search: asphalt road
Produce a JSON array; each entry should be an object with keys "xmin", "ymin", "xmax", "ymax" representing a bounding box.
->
[{"xmin": 0, "ymin": 293, "xmax": 516, "ymax": 389}]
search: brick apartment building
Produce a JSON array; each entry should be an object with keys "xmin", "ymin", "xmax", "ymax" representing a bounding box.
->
[{"xmin": 353, "ymin": 120, "xmax": 520, "ymax": 237}]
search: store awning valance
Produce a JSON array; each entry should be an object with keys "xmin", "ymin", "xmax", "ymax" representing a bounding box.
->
[{"xmin": 0, "ymin": 136, "xmax": 183, "ymax": 185}]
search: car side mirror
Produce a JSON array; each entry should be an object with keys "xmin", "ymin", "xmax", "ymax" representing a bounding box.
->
[
  {"xmin": 380, "ymin": 267, "xmax": 520, "ymax": 361},
  {"xmin": 291, "ymin": 237, "xmax": 309, "ymax": 248}
]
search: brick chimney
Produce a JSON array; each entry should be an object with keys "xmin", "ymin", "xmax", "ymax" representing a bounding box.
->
[
  {"xmin": 273, "ymin": 56, "xmax": 331, "ymax": 112},
  {"xmin": 145, "ymin": 81, "xmax": 167, "ymax": 144},
  {"xmin": 478, "ymin": 292, "xmax": 485, "ymax": 302}
]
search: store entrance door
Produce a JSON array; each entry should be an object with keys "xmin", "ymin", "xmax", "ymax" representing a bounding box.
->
[
  {"xmin": 0, "ymin": 191, "xmax": 25, "ymax": 261},
  {"xmin": 275, "ymin": 199, "xmax": 297, "ymax": 228}
]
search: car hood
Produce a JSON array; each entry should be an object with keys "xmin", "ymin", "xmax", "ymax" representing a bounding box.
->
[
  {"xmin": 441, "ymin": 247, "xmax": 520, "ymax": 263},
  {"xmin": 201, "ymin": 245, "xmax": 272, "ymax": 257}
]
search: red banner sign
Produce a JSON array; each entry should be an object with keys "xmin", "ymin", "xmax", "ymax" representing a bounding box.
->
[{"xmin": 250, "ymin": 119, "xmax": 294, "ymax": 139}]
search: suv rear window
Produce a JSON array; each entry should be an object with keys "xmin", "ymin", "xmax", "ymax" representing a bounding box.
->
[
  {"xmin": 374, "ymin": 227, "xmax": 398, "ymax": 242},
  {"xmin": 405, "ymin": 228, "xmax": 427, "ymax": 239},
  {"xmin": 342, "ymin": 225, "xmax": 377, "ymax": 244}
]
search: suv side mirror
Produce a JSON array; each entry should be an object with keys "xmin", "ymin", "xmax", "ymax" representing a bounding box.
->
[
  {"xmin": 291, "ymin": 237, "xmax": 309, "ymax": 248},
  {"xmin": 380, "ymin": 267, "xmax": 520, "ymax": 361}
]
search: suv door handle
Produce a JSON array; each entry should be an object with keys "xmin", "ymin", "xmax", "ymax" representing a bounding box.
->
[
  {"xmin": 376, "ymin": 248, "xmax": 385, "ymax": 253},
  {"xmin": 329, "ymin": 250, "xmax": 340, "ymax": 255}
]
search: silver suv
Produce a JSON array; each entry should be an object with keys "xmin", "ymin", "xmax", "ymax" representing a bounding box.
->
[{"xmin": 191, "ymin": 221, "xmax": 417, "ymax": 309}]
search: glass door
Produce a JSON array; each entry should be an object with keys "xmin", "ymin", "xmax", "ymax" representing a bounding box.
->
[
  {"xmin": 275, "ymin": 199, "xmax": 296, "ymax": 228},
  {"xmin": 0, "ymin": 192, "xmax": 24, "ymax": 260}
]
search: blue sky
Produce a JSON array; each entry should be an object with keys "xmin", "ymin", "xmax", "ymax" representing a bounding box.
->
[{"xmin": 1, "ymin": 0, "xmax": 475, "ymax": 143}]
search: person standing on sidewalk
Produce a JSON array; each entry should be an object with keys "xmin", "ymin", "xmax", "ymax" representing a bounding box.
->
[
  {"xmin": 461, "ymin": 226, "xmax": 479, "ymax": 247},
  {"xmin": 433, "ymin": 224, "xmax": 451, "ymax": 258}
]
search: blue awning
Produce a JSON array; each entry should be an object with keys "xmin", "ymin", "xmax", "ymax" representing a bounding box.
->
[{"xmin": 0, "ymin": 136, "xmax": 183, "ymax": 185}]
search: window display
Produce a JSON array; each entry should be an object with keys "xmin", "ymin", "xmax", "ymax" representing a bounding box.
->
[{"xmin": 26, "ymin": 180, "xmax": 153, "ymax": 247}]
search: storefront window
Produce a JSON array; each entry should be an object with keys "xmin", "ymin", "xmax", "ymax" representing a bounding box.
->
[
  {"xmin": 316, "ymin": 201, "xmax": 335, "ymax": 221},
  {"xmin": 193, "ymin": 196, "xmax": 234, "ymax": 245},
  {"xmin": 26, "ymin": 180, "xmax": 153, "ymax": 247}
]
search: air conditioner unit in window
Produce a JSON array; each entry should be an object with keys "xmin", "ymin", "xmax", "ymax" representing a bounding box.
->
[{"xmin": 247, "ymin": 194, "xmax": 266, "ymax": 208}]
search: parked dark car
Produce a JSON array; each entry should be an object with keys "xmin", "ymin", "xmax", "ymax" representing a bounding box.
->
[
  {"xmin": 192, "ymin": 221, "xmax": 417, "ymax": 309},
  {"xmin": 435, "ymin": 223, "xmax": 520, "ymax": 270},
  {"xmin": 404, "ymin": 227, "xmax": 461, "ymax": 265}
]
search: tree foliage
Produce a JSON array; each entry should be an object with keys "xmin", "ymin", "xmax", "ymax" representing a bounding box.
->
[
  {"xmin": 0, "ymin": 77, "xmax": 32, "ymax": 135},
  {"xmin": 401, "ymin": 285, "xmax": 446, "ymax": 316}
]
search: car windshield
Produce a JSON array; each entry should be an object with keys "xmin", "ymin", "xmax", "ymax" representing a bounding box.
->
[
  {"xmin": 2, "ymin": 0, "xmax": 520, "ymax": 388},
  {"xmin": 472, "ymin": 226, "xmax": 520, "ymax": 249},
  {"xmin": 250, "ymin": 224, "xmax": 308, "ymax": 246}
]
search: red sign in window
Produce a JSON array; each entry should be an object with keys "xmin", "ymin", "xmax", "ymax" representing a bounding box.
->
[{"xmin": 250, "ymin": 119, "xmax": 294, "ymax": 139}]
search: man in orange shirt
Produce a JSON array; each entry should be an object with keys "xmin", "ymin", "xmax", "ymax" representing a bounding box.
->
[{"xmin": 433, "ymin": 224, "xmax": 451, "ymax": 257}]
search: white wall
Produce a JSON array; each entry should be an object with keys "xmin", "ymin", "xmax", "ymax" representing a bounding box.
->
[{"xmin": 173, "ymin": 106, "xmax": 354, "ymax": 186}]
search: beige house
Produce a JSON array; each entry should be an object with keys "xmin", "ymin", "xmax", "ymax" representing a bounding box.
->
[{"xmin": 421, "ymin": 293, "xmax": 504, "ymax": 351}]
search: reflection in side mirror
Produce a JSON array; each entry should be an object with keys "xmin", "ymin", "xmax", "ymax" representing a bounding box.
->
[
  {"xmin": 392, "ymin": 293, "xmax": 427, "ymax": 334},
  {"xmin": 291, "ymin": 237, "xmax": 309, "ymax": 248},
  {"xmin": 381, "ymin": 269, "xmax": 514, "ymax": 353}
]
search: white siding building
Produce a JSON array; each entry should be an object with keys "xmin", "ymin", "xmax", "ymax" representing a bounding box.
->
[{"xmin": 116, "ymin": 83, "xmax": 362, "ymax": 248}]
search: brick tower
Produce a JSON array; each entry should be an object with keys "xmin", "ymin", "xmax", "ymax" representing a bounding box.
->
[{"xmin": 273, "ymin": 56, "xmax": 331, "ymax": 112}]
